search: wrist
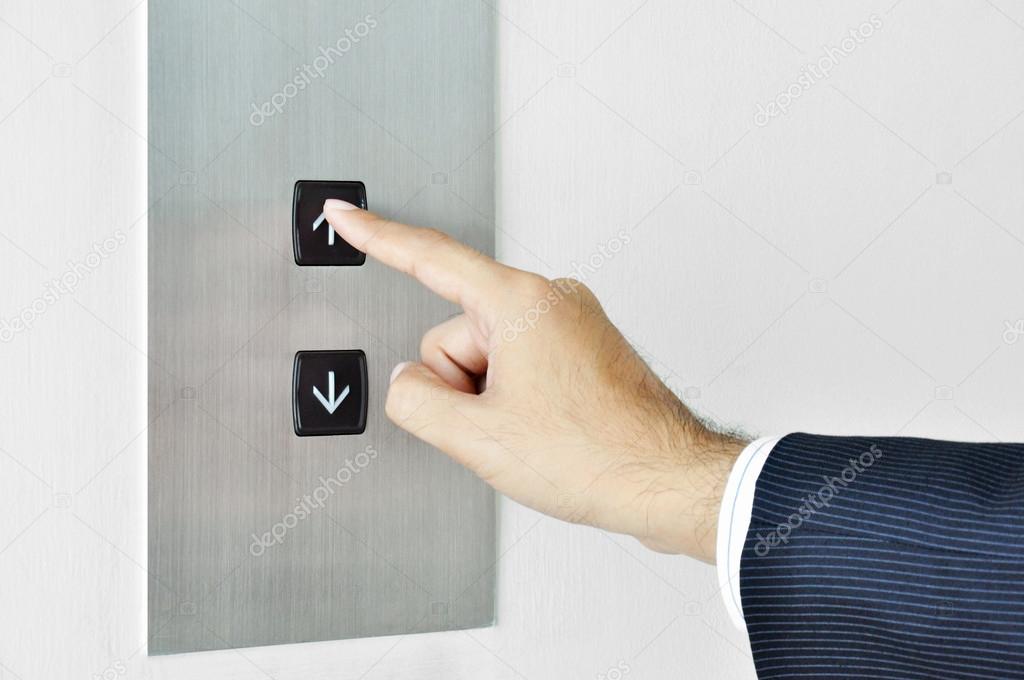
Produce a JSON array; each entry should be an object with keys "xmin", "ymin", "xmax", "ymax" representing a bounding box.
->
[{"xmin": 633, "ymin": 422, "xmax": 745, "ymax": 561}]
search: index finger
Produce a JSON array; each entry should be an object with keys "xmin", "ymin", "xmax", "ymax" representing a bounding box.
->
[{"xmin": 323, "ymin": 199, "xmax": 514, "ymax": 317}]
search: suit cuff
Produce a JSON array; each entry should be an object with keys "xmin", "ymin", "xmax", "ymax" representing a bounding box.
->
[{"xmin": 715, "ymin": 435, "xmax": 783, "ymax": 631}]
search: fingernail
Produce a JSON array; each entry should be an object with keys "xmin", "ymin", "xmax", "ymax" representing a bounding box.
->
[
  {"xmin": 324, "ymin": 198, "xmax": 359, "ymax": 211},
  {"xmin": 390, "ymin": 362, "xmax": 412, "ymax": 384}
]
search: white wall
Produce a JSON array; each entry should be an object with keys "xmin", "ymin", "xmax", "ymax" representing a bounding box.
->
[{"xmin": 2, "ymin": 0, "xmax": 1024, "ymax": 678}]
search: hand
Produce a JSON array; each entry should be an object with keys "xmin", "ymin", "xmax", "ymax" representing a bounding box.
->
[{"xmin": 324, "ymin": 199, "xmax": 745, "ymax": 561}]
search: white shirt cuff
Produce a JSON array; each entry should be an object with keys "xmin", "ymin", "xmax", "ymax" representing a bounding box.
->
[{"xmin": 715, "ymin": 435, "xmax": 783, "ymax": 631}]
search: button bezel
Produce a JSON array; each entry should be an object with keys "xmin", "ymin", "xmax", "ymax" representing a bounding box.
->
[
  {"xmin": 292, "ymin": 350, "xmax": 369, "ymax": 436},
  {"xmin": 292, "ymin": 180, "xmax": 368, "ymax": 266}
]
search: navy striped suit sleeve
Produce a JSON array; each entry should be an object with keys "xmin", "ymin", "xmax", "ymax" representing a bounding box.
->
[{"xmin": 738, "ymin": 433, "xmax": 1024, "ymax": 679}]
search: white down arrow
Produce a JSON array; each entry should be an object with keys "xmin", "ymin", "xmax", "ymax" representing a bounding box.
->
[{"xmin": 312, "ymin": 371, "xmax": 350, "ymax": 414}]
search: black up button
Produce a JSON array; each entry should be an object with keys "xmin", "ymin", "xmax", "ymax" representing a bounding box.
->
[
  {"xmin": 293, "ymin": 350, "xmax": 368, "ymax": 436},
  {"xmin": 292, "ymin": 180, "xmax": 367, "ymax": 266}
]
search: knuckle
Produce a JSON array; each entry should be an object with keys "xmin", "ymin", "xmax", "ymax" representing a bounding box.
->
[
  {"xmin": 551, "ymin": 278, "xmax": 601, "ymax": 314},
  {"xmin": 414, "ymin": 228, "xmax": 470, "ymax": 274},
  {"xmin": 360, "ymin": 215, "xmax": 397, "ymax": 248},
  {"xmin": 365, "ymin": 215, "xmax": 394, "ymax": 236},
  {"xmin": 517, "ymin": 273, "xmax": 553, "ymax": 299},
  {"xmin": 552, "ymin": 277, "xmax": 591, "ymax": 298},
  {"xmin": 419, "ymin": 327, "xmax": 443, "ymax": 360}
]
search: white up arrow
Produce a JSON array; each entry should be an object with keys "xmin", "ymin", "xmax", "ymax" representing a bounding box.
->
[
  {"xmin": 312, "ymin": 371, "xmax": 350, "ymax": 414},
  {"xmin": 312, "ymin": 212, "xmax": 335, "ymax": 246}
]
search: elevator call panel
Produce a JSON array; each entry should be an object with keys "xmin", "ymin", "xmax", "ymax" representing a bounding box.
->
[{"xmin": 149, "ymin": 0, "xmax": 496, "ymax": 654}]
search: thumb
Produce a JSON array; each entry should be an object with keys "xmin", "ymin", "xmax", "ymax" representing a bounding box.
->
[{"xmin": 385, "ymin": 361, "xmax": 483, "ymax": 465}]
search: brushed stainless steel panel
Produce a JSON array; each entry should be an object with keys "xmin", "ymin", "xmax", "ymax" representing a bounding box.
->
[{"xmin": 148, "ymin": 0, "xmax": 495, "ymax": 654}]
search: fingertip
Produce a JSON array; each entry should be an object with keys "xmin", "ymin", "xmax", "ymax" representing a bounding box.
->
[
  {"xmin": 384, "ymin": 361, "xmax": 439, "ymax": 425},
  {"xmin": 324, "ymin": 199, "xmax": 375, "ymax": 251},
  {"xmin": 324, "ymin": 198, "xmax": 359, "ymax": 211},
  {"xmin": 390, "ymin": 361, "xmax": 412, "ymax": 384}
]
